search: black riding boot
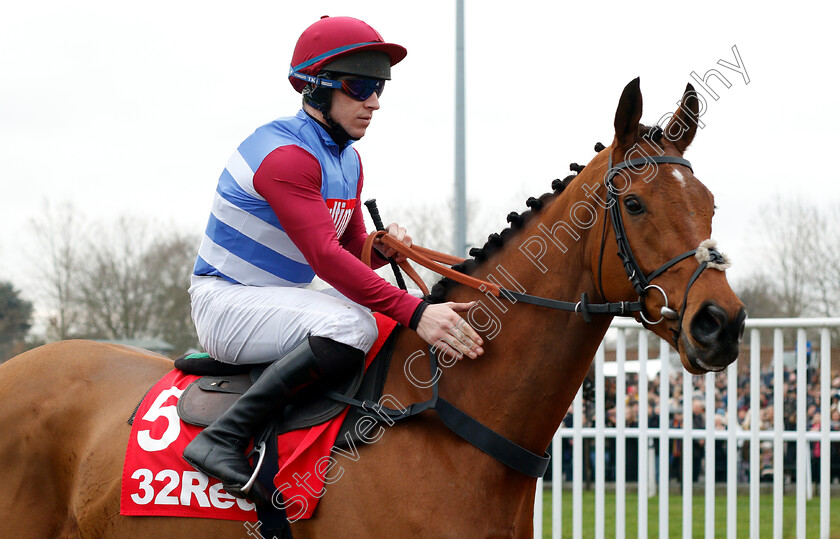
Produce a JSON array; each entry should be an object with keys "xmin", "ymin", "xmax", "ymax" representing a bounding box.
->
[{"xmin": 182, "ymin": 336, "xmax": 362, "ymax": 505}]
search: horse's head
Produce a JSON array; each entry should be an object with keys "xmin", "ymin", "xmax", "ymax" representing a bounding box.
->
[{"xmin": 586, "ymin": 78, "xmax": 746, "ymax": 374}]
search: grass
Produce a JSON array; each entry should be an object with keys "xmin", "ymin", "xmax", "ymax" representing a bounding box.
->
[{"xmin": 539, "ymin": 488, "xmax": 840, "ymax": 538}]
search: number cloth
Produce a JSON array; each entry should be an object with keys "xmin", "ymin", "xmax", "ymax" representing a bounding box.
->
[{"xmin": 120, "ymin": 368, "xmax": 258, "ymax": 520}]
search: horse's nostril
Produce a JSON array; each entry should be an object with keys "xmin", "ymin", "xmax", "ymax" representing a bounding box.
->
[{"xmin": 690, "ymin": 303, "xmax": 727, "ymax": 345}]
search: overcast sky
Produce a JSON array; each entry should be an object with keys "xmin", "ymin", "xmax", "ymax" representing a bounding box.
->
[{"xmin": 2, "ymin": 1, "xmax": 838, "ymax": 311}]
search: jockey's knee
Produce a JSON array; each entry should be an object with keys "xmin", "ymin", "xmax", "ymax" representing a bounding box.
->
[
  {"xmin": 318, "ymin": 307, "xmax": 378, "ymax": 353},
  {"xmin": 357, "ymin": 312, "xmax": 379, "ymax": 351}
]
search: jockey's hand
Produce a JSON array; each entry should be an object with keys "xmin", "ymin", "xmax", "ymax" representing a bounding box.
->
[
  {"xmin": 373, "ymin": 222, "xmax": 411, "ymax": 263},
  {"xmin": 416, "ymin": 302, "xmax": 484, "ymax": 360}
]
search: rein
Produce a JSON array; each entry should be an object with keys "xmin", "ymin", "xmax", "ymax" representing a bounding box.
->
[{"xmin": 362, "ymin": 231, "xmax": 644, "ymax": 322}]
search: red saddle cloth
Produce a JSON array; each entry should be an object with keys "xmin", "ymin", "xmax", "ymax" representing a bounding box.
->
[{"xmin": 120, "ymin": 313, "xmax": 398, "ymax": 521}]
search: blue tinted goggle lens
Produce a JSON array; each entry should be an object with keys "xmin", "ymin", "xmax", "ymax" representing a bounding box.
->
[{"xmin": 340, "ymin": 78, "xmax": 385, "ymax": 101}]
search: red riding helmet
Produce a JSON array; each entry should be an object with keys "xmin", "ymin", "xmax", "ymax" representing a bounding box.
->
[{"xmin": 289, "ymin": 16, "xmax": 407, "ymax": 93}]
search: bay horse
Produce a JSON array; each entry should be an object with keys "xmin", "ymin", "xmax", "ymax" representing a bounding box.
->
[{"xmin": 0, "ymin": 78, "xmax": 745, "ymax": 538}]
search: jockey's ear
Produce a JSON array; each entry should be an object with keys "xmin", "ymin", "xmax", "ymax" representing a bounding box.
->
[
  {"xmin": 666, "ymin": 83, "xmax": 700, "ymax": 153},
  {"xmin": 613, "ymin": 77, "xmax": 643, "ymax": 150}
]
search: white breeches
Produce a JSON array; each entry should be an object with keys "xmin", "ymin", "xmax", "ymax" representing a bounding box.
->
[{"xmin": 189, "ymin": 275, "xmax": 379, "ymax": 364}]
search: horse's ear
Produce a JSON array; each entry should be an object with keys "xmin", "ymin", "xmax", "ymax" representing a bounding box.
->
[
  {"xmin": 666, "ymin": 83, "xmax": 700, "ymax": 153},
  {"xmin": 614, "ymin": 77, "xmax": 643, "ymax": 147}
]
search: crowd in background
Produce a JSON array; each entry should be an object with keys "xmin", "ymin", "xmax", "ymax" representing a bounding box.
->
[{"xmin": 555, "ymin": 362, "xmax": 840, "ymax": 484}]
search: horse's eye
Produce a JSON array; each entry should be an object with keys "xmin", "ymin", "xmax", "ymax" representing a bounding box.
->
[{"xmin": 623, "ymin": 196, "xmax": 645, "ymax": 215}]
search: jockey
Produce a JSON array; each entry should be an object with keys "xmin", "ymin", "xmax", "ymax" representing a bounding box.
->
[{"xmin": 183, "ymin": 15, "xmax": 484, "ymax": 503}]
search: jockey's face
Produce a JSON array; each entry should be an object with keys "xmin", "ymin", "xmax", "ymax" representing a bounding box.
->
[{"xmin": 328, "ymin": 83, "xmax": 380, "ymax": 140}]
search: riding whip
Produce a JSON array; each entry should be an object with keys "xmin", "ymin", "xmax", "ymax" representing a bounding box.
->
[{"xmin": 364, "ymin": 198, "xmax": 408, "ymax": 290}]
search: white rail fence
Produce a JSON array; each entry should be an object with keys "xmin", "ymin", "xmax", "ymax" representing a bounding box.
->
[{"xmin": 533, "ymin": 317, "xmax": 840, "ymax": 539}]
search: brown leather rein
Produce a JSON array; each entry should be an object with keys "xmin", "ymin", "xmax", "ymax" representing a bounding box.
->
[
  {"xmin": 362, "ymin": 229, "xmax": 653, "ymax": 322},
  {"xmin": 362, "ymin": 230, "xmax": 502, "ymax": 297}
]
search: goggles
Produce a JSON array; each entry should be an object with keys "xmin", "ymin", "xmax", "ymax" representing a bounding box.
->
[
  {"xmin": 289, "ymin": 69, "xmax": 385, "ymax": 101},
  {"xmin": 339, "ymin": 78, "xmax": 385, "ymax": 101}
]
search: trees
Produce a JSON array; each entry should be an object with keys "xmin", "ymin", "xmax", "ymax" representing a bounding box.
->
[
  {"xmin": 759, "ymin": 197, "xmax": 820, "ymax": 318},
  {"xmin": 143, "ymin": 233, "xmax": 199, "ymax": 354},
  {"xmin": 735, "ymin": 197, "xmax": 840, "ymax": 318},
  {"xmin": 735, "ymin": 273, "xmax": 784, "ymax": 319},
  {"xmin": 30, "ymin": 201, "xmax": 86, "ymax": 340},
  {"xmin": 812, "ymin": 206, "xmax": 840, "ymax": 317},
  {"xmin": 0, "ymin": 281, "xmax": 33, "ymax": 361},
  {"xmin": 73, "ymin": 216, "xmax": 158, "ymax": 340},
  {"xmin": 27, "ymin": 204, "xmax": 200, "ymax": 355}
]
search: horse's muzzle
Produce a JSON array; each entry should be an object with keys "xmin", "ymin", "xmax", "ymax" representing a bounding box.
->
[{"xmin": 685, "ymin": 302, "xmax": 747, "ymax": 371}]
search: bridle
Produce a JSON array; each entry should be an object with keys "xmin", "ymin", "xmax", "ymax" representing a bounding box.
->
[
  {"xmin": 493, "ymin": 151, "xmax": 729, "ymax": 343},
  {"xmin": 595, "ymin": 151, "xmax": 728, "ymax": 336}
]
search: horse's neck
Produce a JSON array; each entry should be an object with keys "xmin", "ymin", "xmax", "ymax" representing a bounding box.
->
[{"xmin": 435, "ymin": 191, "xmax": 613, "ymax": 455}]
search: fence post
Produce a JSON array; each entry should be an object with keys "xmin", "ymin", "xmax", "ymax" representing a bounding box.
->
[
  {"xmin": 533, "ymin": 477, "xmax": 543, "ymax": 538},
  {"xmin": 648, "ymin": 442, "xmax": 656, "ymax": 498},
  {"xmin": 773, "ymin": 329, "xmax": 784, "ymax": 539},
  {"xmin": 820, "ymin": 328, "xmax": 831, "ymax": 539},
  {"xmin": 658, "ymin": 338, "xmax": 670, "ymax": 539},
  {"xmin": 749, "ymin": 328, "xmax": 760, "ymax": 539}
]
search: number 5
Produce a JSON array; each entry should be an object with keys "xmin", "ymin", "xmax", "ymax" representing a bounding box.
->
[{"xmin": 137, "ymin": 386, "xmax": 184, "ymax": 452}]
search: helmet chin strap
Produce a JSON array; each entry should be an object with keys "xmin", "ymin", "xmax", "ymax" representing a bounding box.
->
[
  {"xmin": 303, "ymin": 99, "xmax": 355, "ymax": 148},
  {"xmin": 321, "ymin": 109, "xmax": 354, "ymax": 147}
]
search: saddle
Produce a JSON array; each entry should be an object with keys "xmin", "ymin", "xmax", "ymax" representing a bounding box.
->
[{"xmin": 173, "ymin": 331, "xmax": 397, "ymax": 448}]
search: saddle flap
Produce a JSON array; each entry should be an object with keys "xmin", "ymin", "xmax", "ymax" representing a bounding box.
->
[
  {"xmin": 177, "ymin": 374, "xmax": 252, "ymax": 427},
  {"xmin": 279, "ymin": 356, "xmax": 364, "ymax": 433}
]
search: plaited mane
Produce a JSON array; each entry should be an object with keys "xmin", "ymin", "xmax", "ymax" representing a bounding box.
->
[
  {"xmin": 427, "ymin": 143, "xmax": 598, "ymax": 303},
  {"xmin": 426, "ymin": 127, "xmax": 662, "ymax": 304}
]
